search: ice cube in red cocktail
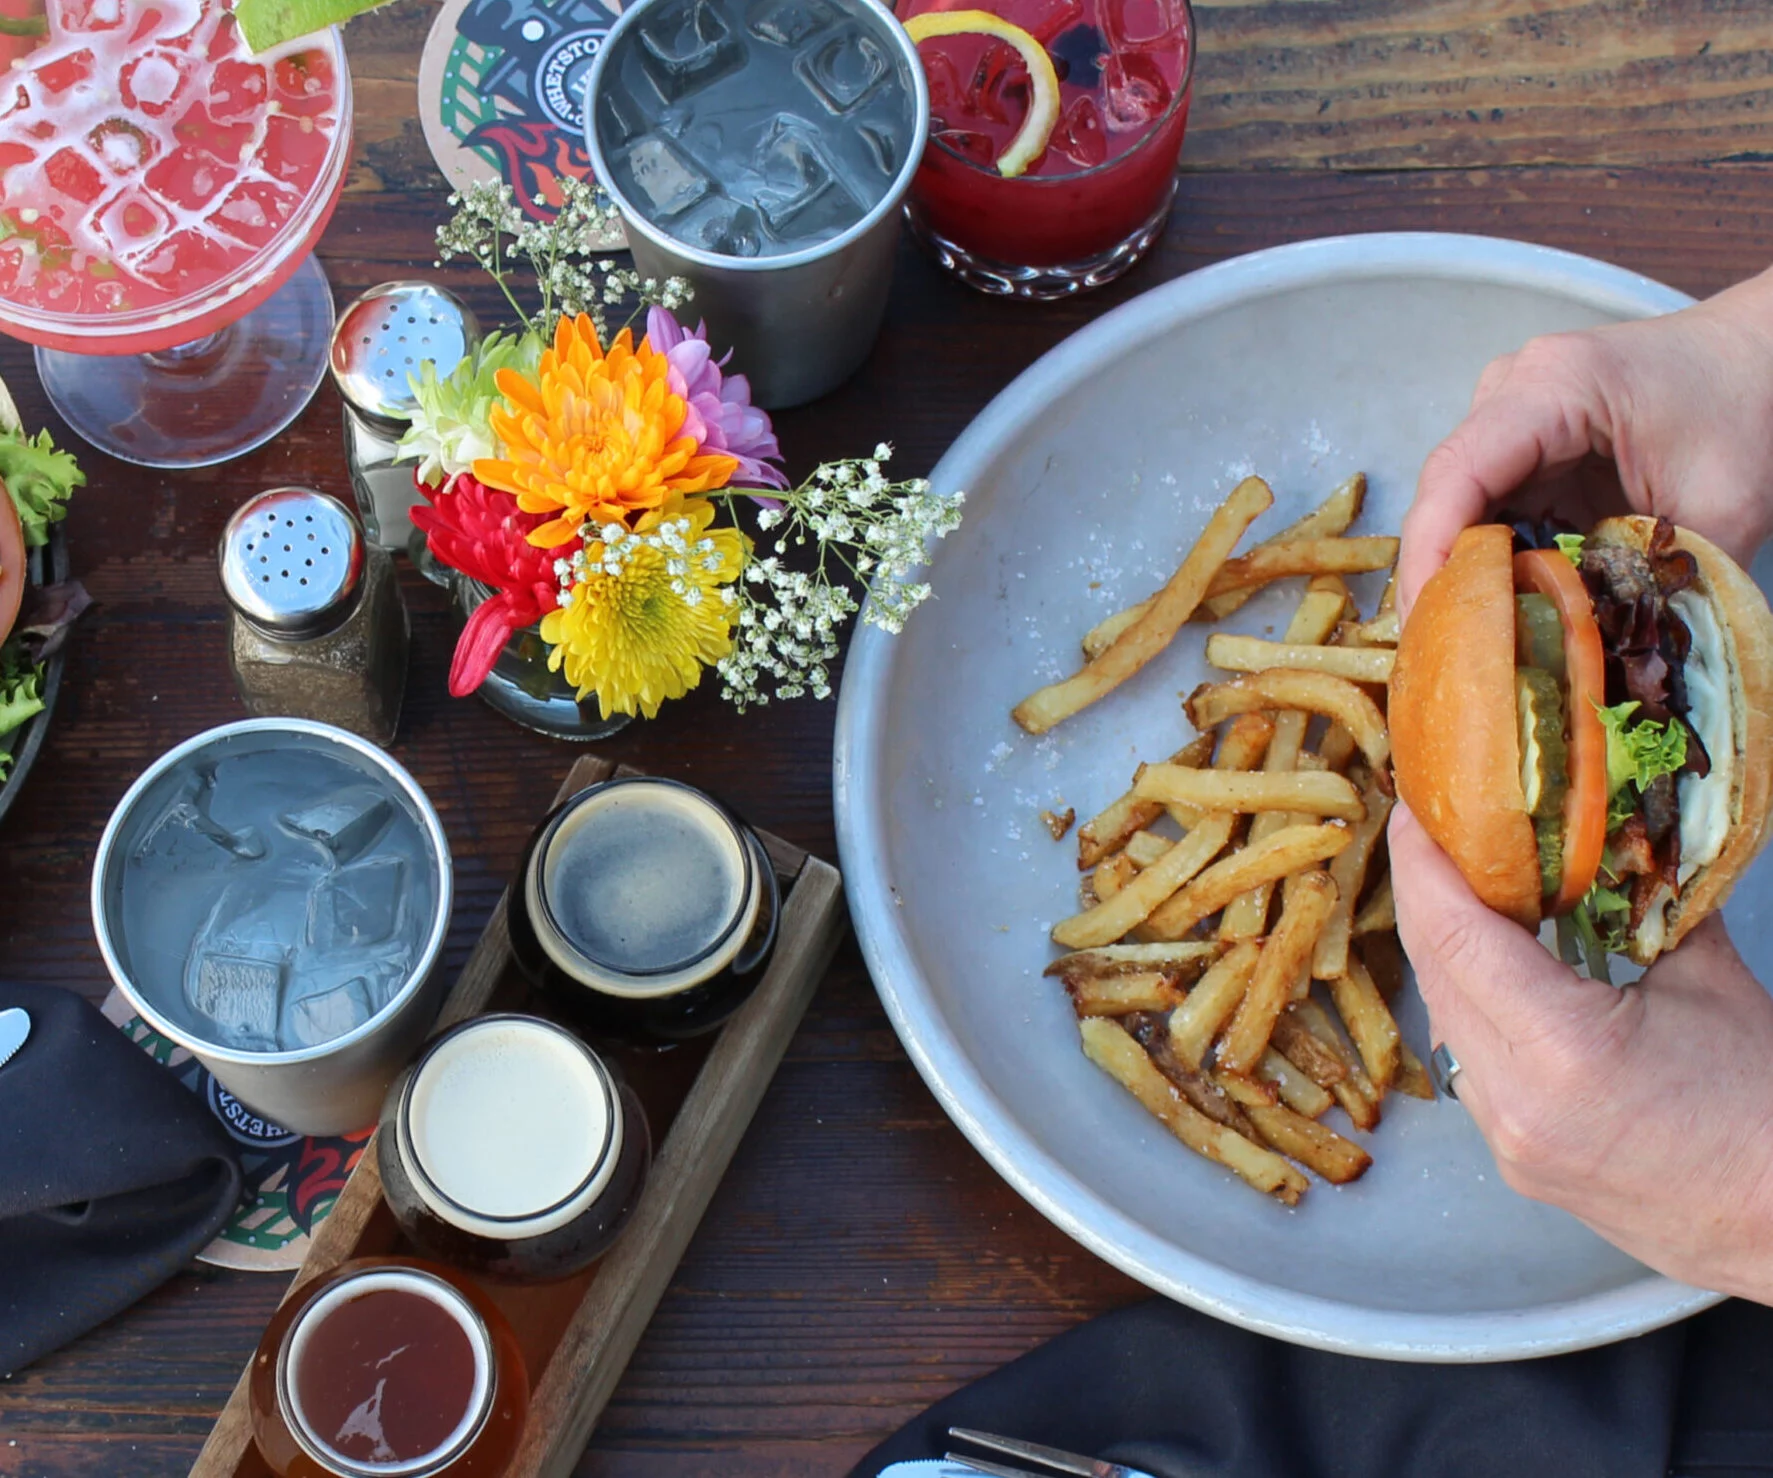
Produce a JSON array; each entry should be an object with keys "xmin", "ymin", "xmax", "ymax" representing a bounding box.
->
[{"xmin": 898, "ymin": 0, "xmax": 1193, "ymax": 298}]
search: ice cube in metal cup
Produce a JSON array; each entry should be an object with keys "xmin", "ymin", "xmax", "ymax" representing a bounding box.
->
[
  {"xmin": 637, "ymin": 0, "xmax": 746, "ymax": 101},
  {"xmin": 674, "ymin": 196, "xmax": 764, "ymax": 257},
  {"xmin": 622, "ymin": 134, "xmax": 713, "ymax": 218},
  {"xmin": 752, "ymin": 113, "xmax": 860, "ymax": 239},
  {"xmin": 795, "ymin": 23, "xmax": 890, "ymax": 112},
  {"xmin": 284, "ymin": 977, "xmax": 374, "ymax": 1050},
  {"xmin": 189, "ymin": 951, "xmax": 284, "ymax": 1049},
  {"xmin": 280, "ymin": 786, "xmax": 394, "ymax": 865},
  {"xmin": 308, "ymin": 855, "xmax": 407, "ymax": 951},
  {"xmin": 746, "ymin": 0, "xmax": 839, "ymax": 47}
]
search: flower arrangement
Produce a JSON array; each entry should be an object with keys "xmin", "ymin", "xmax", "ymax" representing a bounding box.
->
[{"xmin": 400, "ymin": 181, "xmax": 964, "ymax": 721}]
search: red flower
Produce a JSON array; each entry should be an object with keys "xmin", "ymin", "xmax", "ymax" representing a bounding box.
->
[{"xmin": 411, "ymin": 471, "xmax": 570, "ymax": 697}]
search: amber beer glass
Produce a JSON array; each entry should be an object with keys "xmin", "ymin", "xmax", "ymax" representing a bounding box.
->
[
  {"xmin": 507, "ymin": 777, "xmax": 782, "ymax": 1041},
  {"xmin": 378, "ymin": 1014, "xmax": 651, "ymax": 1281}
]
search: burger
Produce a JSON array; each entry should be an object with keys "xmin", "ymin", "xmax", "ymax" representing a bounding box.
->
[{"xmin": 1390, "ymin": 515, "xmax": 1773, "ymax": 973}]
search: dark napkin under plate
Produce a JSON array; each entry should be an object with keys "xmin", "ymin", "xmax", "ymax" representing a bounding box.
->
[
  {"xmin": 851, "ymin": 1295, "xmax": 1773, "ymax": 1478},
  {"xmin": 0, "ymin": 982, "xmax": 242, "ymax": 1374}
]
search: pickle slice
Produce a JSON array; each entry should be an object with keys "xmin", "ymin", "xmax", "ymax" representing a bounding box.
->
[
  {"xmin": 1536, "ymin": 813, "xmax": 1565, "ymax": 900},
  {"xmin": 1516, "ymin": 593, "xmax": 1566, "ymax": 682},
  {"xmin": 1516, "ymin": 666, "xmax": 1569, "ymax": 820}
]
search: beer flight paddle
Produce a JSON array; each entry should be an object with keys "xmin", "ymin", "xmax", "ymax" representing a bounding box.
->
[{"xmin": 189, "ymin": 755, "xmax": 848, "ymax": 1478}]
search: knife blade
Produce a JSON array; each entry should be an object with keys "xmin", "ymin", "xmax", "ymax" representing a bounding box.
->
[
  {"xmin": 0, "ymin": 1007, "xmax": 30, "ymax": 1070},
  {"xmin": 879, "ymin": 1463, "xmax": 1001, "ymax": 1478}
]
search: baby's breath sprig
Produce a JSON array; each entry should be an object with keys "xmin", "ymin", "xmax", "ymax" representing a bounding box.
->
[
  {"xmin": 434, "ymin": 178, "xmax": 692, "ymax": 339},
  {"xmin": 707, "ymin": 445, "xmax": 965, "ymax": 708}
]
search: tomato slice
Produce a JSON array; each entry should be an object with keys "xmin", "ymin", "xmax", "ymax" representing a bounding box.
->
[
  {"xmin": 0, "ymin": 477, "xmax": 23, "ymax": 648},
  {"xmin": 1514, "ymin": 549, "xmax": 1607, "ymax": 914}
]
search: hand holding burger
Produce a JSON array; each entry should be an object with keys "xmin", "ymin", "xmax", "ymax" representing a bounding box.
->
[{"xmin": 1393, "ymin": 268, "xmax": 1773, "ymax": 1302}]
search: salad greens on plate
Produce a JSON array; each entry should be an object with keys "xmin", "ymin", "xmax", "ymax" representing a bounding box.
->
[{"xmin": 0, "ymin": 381, "xmax": 86, "ymax": 785}]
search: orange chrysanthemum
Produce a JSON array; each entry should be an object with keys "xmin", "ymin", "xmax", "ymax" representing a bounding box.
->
[{"xmin": 473, "ymin": 313, "xmax": 738, "ymax": 548}]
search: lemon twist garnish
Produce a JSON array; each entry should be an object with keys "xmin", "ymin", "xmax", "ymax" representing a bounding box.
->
[{"xmin": 903, "ymin": 10, "xmax": 1061, "ymax": 179}]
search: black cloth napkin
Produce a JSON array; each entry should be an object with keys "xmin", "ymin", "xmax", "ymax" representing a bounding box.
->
[
  {"xmin": 851, "ymin": 1295, "xmax": 1773, "ymax": 1478},
  {"xmin": 0, "ymin": 982, "xmax": 242, "ymax": 1374}
]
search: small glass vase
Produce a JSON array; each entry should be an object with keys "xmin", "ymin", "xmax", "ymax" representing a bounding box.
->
[{"xmin": 451, "ymin": 576, "xmax": 633, "ymax": 743}]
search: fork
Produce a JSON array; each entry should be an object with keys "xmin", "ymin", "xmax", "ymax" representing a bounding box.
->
[{"xmin": 944, "ymin": 1427, "xmax": 1159, "ymax": 1478}]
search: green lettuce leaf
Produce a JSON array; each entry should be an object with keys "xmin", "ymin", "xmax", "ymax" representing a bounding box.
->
[
  {"xmin": 0, "ymin": 638, "xmax": 44, "ymax": 781},
  {"xmin": 1595, "ymin": 699, "xmax": 1686, "ymax": 798},
  {"xmin": 1553, "ymin": 532, "xmax": 1585, "ymax": 567},
  {"xmin": 1566, "ymin": 881, "xmax": 1631, "ymax": 983},
  {"xmin": 0, "ymin": 427, "xmax": 85, "ymax": 547}
]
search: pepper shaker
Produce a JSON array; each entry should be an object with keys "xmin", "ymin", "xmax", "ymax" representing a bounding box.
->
[
  {"xmin": 329, "ymin": 281, "xmax": 480, "ymax": 584},
  {"xmin": 220, "ymin": 489, "xmax": 410, "ymax": 747}
]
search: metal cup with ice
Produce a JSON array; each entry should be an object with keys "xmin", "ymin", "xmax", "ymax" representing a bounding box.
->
[{"xmin": 92, "ymin": 719, "xmax": 454, "ymax": 1137}]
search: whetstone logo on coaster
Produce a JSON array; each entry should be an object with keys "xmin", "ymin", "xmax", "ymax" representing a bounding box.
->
[
  {"xmin": 101, "ymin": 988, "xmax": 372, "ymax": 1273},
  {"xmin": 420, "ymin": 0, "xmax": 629, "ymax": 237}
]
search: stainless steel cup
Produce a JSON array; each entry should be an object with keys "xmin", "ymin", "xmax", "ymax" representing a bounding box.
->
[
  {"xmin": 583, "ymin": 0, "xmax": 930, "ymax": 410},
  {"xmin": 91, "ymin": 718, "xmax": 454, "ymax": 1137}
]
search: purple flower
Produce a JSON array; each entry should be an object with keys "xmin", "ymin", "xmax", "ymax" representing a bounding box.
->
[{"xmin": 649, "ymin": 306, "xmax": 789, "ymax": 492}]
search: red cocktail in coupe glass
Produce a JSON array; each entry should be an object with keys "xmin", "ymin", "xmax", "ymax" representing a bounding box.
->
[
  {"xmin": 897, "ymin": 0, "xmax": 1193, "ymax": 299},
  {"xmin": 0, "ymin": 0, "xmax": 351, "ymax": 467}
]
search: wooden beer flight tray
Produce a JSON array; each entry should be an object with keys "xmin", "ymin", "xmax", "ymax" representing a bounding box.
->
[{"xmin": 190, "ymin": 755, "xmax": 848, "ymax": 1478}]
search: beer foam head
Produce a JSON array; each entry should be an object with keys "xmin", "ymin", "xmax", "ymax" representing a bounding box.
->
[
  {"xmin": 405, "ymin": 1017, "xmax": 617, "ymax": 1235},
  {"xmin": 532, "ymin": 779, "xmax": 758, "ymax": 997}
]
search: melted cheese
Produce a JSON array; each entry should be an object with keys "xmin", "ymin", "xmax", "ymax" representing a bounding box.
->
[{"xmin": 1671, "ymin": 591, "xmax": 1734, "ymax": 883}]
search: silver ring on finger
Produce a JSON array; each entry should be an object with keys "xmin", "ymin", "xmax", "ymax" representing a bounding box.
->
[{"xmin": 1431, "ymin": 1042, "xmax": 1462, "ymax": 1102}]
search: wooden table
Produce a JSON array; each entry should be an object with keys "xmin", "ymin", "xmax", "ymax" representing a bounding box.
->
[{"xmin": 1, "ymin": 2, "xmax": 1769, "ymax": 1472}]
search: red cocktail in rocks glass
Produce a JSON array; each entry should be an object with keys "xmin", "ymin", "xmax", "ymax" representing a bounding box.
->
[
  {"xmin": 0, "ymin": 0, "xmax": 351, "ymax": 467},
  {"xmin": 897, "ymin": 0, "xmax": 1193, "ymax": 299}
]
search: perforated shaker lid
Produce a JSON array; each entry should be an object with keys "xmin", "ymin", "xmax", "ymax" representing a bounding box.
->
[
  {"xmin": 328, "ymin": 281, "xmax": 481, "ymax": 423},
  {"xmin": 220, "ymin": 489, "xmax": 365, "ymax": 640}
]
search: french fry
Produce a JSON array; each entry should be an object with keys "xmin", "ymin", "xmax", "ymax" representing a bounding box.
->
[
  {"xmin": 1292, "ymin": 997, "xmax": 1383, "ymax": 1132},
  {"xmin": 1212, "ymin": 1070, "xmax": 1280, "ymax": 1109},
  {"xmin": 1092, "ymin": 851, "xmax": 1138, "ymax": 902},
  {"xmin": 1269, "ymin": 1010, "xmax": 1348, "ymax": 1088},
  {"xmin": 1066, "ymin": 971, "xmax": 1186, "ymax": 1016},
  {"xmin": 1378, "ymin": 567, "xmax": 1398, "ymax": 616},
  {"xmin": 1202, "ymin": 535, "xmax": 1399, "ymax": 599},
  {"xmin": 1045, "ymin": 942, "xmax": 1225, "ymax": 977},
  {"xmin": 1354, "ymin": 609, "xmax": 1399, "ymax": 645},
  {"xmin": 1160, "ymin": 712, "xmax": 1274, "ymax": 835},
  {"xmin": 1205, "ymin": 633, "xmax": 1395, "ymax": 685},
  {"xmin": 1185, "ymin": 670, "xmax": 1391, "ymax": 777},
  {"xmin": 1255, "ymin": 1048, "xmax": 1336, "ymax": 1118},
  {"xmin": 1141, "ymin": 823, "xmax": 1353, "ymax": 941},
  {"xmin": 1135, "ymin": 764, "xmax": 1366, "ymax": 823},
  {"xmin": 1219, "ymin": 580, "xmax": 1347, "ymax": 941},
  {"xmin": 1244, "ymin": 1101, "xmax": 1373, "ymax": 1183},
  {"xmin": 1312, "ymin": 775, "xmax": 1394, "ymax": 979},
  {"xmin": 1394, "ymin": 1042, "xmax": 1436, "ymax": 1100},
  {"xmin": 1053, "ymin": 814, "xmax": 1237, "ymax": 949},
  {"xmin": 1219, "ymin": 872, "xmax": 1339, "ymax": 1074},
  {"xmin": 1356, "ymin": 930, "xmax": 1406, "ymax": 999},
  {"xmin": 1079, "ymin": 1017, "xmax": 1308, "ymax": 1205},
  {"xmin": 1327, "ymin": 955, "xmax": 1401, "ymax": 1088},
  {"xmin": 1315, "ymin": 726, "xmax": 1359, "ymax": 772},
  {"xmin": 1081, "ymin": 477, "xmax": 1368, "ymax": 658},
  {"xmin": 1015, "ymin": 476, "xmax": 1273, "ymax": 734},
  {"xmin": 1122, "ymin": 830, "xmax": 1174, "ymax": 869},
  {"xmin": 1076, "ymin": 733, "xmax": 1214, "ymax": 869},
  {"xmin": 1167, "ymin": 940, "xmax": 1262, "ymax": 1069},
  {"xmin": 1127, "ymin": 1015, "xmax": 1259, "ymax": 1136},
  {"xmin": 1352, "ymin": 875, "xmax": 1395, "ymax": 936},
  {"xmin": 1041, "ymin": 807, "xmax": 1076, "ymax": 841}
]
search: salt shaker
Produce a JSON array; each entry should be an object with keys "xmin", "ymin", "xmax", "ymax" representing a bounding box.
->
[
  {"xmin": 221, "ymin": 489, "xmax": 410, "ymax": 747},
  {"xmin": 329, "ymin": 281, "xmax": 480, "ymax": 584}
]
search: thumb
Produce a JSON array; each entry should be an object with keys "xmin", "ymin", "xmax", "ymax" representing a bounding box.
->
[
  {"xmin": 1640, "ymin": 912, "xmax": 1762, "ymax": 1003},
  {"xmin": 1388, "ymin": 802, "xmax": 1615, "ymax": 1049}
]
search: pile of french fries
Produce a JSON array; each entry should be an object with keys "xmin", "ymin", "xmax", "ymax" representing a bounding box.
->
[{"xmin": 1016, "ymin": 472, "xmax": 1427, "ymax": 1207}]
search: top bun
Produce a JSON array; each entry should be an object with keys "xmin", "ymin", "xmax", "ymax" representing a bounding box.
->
[
  {"xmin": 1391, "ymin": 524, "xmax": 1542, "ymax": 930},
  {"xmin": 1587, "ymin": 517, "xmax": 1773, "ymax": 961}
]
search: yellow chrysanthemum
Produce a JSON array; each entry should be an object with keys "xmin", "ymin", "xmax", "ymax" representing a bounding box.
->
[
  {"xmin": 473, "ymin": 313, "xmax": 737, "ymax": 548},
  {"xmin": 539, "ymin": 499, "xmax": 746, "ymax": 719}
]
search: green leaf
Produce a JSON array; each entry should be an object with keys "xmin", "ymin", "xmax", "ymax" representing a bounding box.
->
[
  {"xmin": 0, "ymin": 427, "xmax": 84, "ymax": 547},
  {"xmin": 0, "ymin": 637, "xmax": 44, "ymax": 772},
  {"xmin": 232, "ymin": 0, "xmax": 392, "ymax": 53},
  {"xmin": 1568, "ymin": 880, "xmax": 1632, "ymax": 982},
  {"xmin": 1593, "ymin": 698, "xmax": 1687, "ymax": 799},
  {"xmin": 1553, "ymin": 532, "xmax": 1585, "ymax": 567}
]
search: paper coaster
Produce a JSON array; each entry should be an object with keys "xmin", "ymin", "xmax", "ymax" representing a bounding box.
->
[
  {"xmin": 102, "ymin": 989, "xmax": 372, "ymax": 1273},
  {"xmin": 420, "ymin": 0, "xmax": 629, "ymax": 239}
]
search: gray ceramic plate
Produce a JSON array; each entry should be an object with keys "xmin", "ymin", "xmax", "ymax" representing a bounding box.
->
[{"xmin": 833, "ymin": 233, "xmax": 1773, "ymax": 1360}]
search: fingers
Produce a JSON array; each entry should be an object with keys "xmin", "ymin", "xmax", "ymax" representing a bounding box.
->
[
  {"xmin": 1397, "ymin": 336, "xmax": 1617, "ymax": 619},
  {"xmin": 1388, "ymin": 804, "xmax": 1618, "ymax": 1047}
]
